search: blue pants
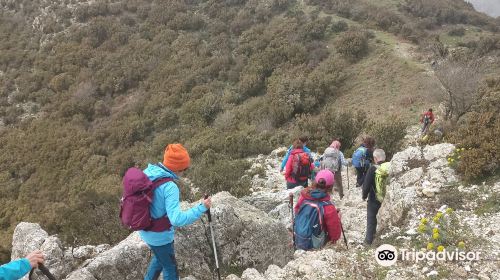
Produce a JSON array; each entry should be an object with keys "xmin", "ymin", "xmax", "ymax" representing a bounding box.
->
[{"xmin": 144, "ymin": 242, "xmax": 179, "ymax": 280}]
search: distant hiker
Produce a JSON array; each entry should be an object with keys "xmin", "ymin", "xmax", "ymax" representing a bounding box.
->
[
  {"xmin": 320, "ymin": 140, "xmax": 347, "ymax": 200},
  {"xmin": 420, "ymin": 108, "xmax": 435, "ymax": 133},
  {"xmin": 0, "ymin": 250, "xmax": 45, "ymax": 280},
  {"xmin": 352, "ymin": 137, "xmax": 375, "ymax": 187},
  {"xmin": 285, "ymin": 140, "xmax": 314, "ymax": 189},
  {"xmin": 137, "ymin": 144, "xmax": 211, "ymax": 280},
  {"xmin": 362, "ymin": 148, "xmax": 390, "ymax": 245},
  {"xmin": 293, "ymin": 170, "xmax": 341, "ymax": 250},
  {"xmin": 280, "ymin": 136, "xmax": 311, "ymax": 173}
]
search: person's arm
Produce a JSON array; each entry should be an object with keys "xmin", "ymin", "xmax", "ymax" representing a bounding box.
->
[
  {"xmin": 285, "ymin": 152, "xmax": 294, "ymax": 180},
  {"xmin": 325, "ymin": 205, "xmax": 341, "ymax": 242},
  {"xmin": 0, "ymin": 258, "xmax": 32, "ymax": 280},
  {"xmin": 339, "ymin": 152, "xmax": 347, "ymax": 166},
  {"xmin": 431, "ymin": 113, "xmax": 435, "ymax": 123},
  {"xmin": 280, "ymin": 146, "xmax": 292, "ymax": 172},
  {"xmin": 362, "ymin": 167, "xmax": 375, "ymax": 200},
  {"xmin": 164, "ymin": 182, "xmax": 208, "ymax": 227}
]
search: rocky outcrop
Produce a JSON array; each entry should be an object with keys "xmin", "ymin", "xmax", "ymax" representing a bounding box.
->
[
  {"xmin": 378, "ymin": 143, "xmax": 457, "ymax": 229},
  {"xmin": 175, "ymin": 192, "xmax": 293, "ymax": 279},
  {"xmin": 11, "ymin": 192, "xmax": 292, "ymax": 280}
]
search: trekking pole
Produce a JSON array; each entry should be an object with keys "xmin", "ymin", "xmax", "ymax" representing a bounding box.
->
[
  {"xmin": 204, "ymin": 194, "xmax": 221, "ymax": 280},
  {"xmin": 337, "ymin": 210, "xmax": 349, "ymax": 250},
  {"xmin": 29, "ymin": 263, "xmax": 57, "ymax": 280},
  {"xmin": 289, "ymin": 192, "xmax": 295, "ymax": 250},
  {"xmin": 346, "ymin": 165, "xmax": 350, "ymax": 190}
]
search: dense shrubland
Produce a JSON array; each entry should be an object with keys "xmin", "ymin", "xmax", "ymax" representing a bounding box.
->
[{"xmin": 0, "ymin": 0, "xmax": 497, "ymax": 262}]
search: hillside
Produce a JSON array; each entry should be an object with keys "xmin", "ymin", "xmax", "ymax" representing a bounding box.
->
[{"xmin": 1, "ymin": 0, "xmax": 499, "ymax": 262}]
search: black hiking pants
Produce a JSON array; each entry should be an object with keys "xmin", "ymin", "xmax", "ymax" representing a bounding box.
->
[
  {"xmin": 365, "ymin": 199, "xmax": 381, "ymax": 245},
  {"xmin": 355, "ymin": 167, "xmax": 366, "ymax": 187}
]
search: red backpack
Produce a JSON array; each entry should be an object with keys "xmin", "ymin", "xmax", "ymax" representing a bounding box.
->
[
  {"xmin": 292, "ymin": 152, "xmax": 312, "ymax": 182},
  {"xmin": 119, "ymin": 167, "xmax": 172, "ymax": 231}
]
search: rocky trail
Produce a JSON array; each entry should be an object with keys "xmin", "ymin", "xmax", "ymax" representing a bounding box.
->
[{"xmin": 11, "ymin": 140, "xmax": 500, "ymax": 280}]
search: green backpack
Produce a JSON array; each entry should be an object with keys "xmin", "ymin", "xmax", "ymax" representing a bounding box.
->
[{"xmin": 375, "ymin": 162, "xmax": 391, "ymax": 202}]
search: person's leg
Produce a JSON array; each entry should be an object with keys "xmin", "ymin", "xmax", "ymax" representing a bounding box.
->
[
  {"xmin": 144, "ymin": 252, "xmax": 163, "ymax": 280},
  {"xmin": 334, "ymin": 171, "xmax": 344, "ymax": 199},
  {"xmin": 149, "ymin": 243, "xmax": 178, "ymax": 280},
  {"xmin": 355, "ymin": 167, "xmax": 364, "ymax": 187},
  {"xmin": 365, "ymin": 200, "xmax": 381, "ymax": 245},
  {"xmin": 287, "ymin": 181, "xmax": 298, "ymax": 189}
]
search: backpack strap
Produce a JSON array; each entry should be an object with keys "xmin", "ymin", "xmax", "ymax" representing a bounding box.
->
[
  {"xmin": 146, "ymin": 177, "xmax": 173, "ymax": 232},
  {"xmin": 303, "ymin": 200, "xmax": 332, "ymax": 231}
]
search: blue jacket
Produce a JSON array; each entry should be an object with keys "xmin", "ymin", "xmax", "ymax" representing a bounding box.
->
[
  {"xmin": 139, "ymin": 163, "xmax": 207, "ymax": 246},
  {"xmin": 280, "ymin": 145, "xmax": 311, "ymax": 171},
  {"xmin": 0, "ymin": 258, "xmax": 31, "ymax": 280}
]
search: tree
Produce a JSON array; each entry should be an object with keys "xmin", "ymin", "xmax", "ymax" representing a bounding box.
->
[{"xmin": 434, "ymin": 59, "xmax": 484, "ymax": 122}]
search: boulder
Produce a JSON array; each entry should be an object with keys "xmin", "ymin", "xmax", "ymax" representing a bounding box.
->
[{"xmin": 175, "ymin": 192, "xmax": 293, "ymax": 279}]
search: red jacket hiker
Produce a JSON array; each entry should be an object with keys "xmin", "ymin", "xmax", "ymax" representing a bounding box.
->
[
  {"xmin": 420, "ymin": 110, "xmax": 435, "ymax": 124},
  {"xmin": 285, "ymin": 148, "xmax": 314, "ymax": 184},
  {"xmin": 294, "ymin": 188, "xmax": 342, "ymax": 243}
]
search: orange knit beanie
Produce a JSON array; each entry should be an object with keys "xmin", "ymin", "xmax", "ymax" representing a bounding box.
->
[{"xmin": 163, "ymin": 144, "xmax": 190, "ymax": 172}]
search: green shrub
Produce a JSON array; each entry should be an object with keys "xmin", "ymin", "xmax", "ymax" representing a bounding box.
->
[
  {"xmin": 334, "ymin": 30, "xmax": 369, "ymax": 61},
  {"xmin": 448, "ymin": 27, "xmax": 465, "ymax": 37},
  {"xmin": 446, "ymin": 79, "xmax": 500, "ymax": 182},
  {"xmin": 367, "ymin": 118, "xmax": 407, "ymax": 160},
  {"xmin": 331, "ymin": 20, "xmax": 348, "ymax": 33}
]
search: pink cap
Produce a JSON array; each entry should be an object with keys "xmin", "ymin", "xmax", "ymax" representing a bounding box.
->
[
  {"xmin": 315, "ymin": 169, "xmax": 335, "ymax": 186},
  {"xmin": 330, "ymin": 140, "xmax": 341, "ymax": 149}
]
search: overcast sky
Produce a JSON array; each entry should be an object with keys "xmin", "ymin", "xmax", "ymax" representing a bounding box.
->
[{"xmin": 466, "ymin": 0, "xmax": 500, "ymax": 18}]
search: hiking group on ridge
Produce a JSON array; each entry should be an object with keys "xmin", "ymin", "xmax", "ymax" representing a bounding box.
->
[{"xmin": 2, "ymin": 134, "xmax": 393, "ymax": 280}]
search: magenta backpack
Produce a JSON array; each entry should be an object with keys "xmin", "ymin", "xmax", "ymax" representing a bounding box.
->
[{"xmin": 119, "ymin": 167, "xmax": 172, "ymax": 231}]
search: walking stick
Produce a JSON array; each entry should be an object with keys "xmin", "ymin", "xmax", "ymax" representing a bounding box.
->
[
  {"xmin": 337, "ymin": 209, "xmax": 349, "ymax": 250},
  {"xmin": 29, "ymin": 263, "xmax": 56, "ymax": 280},
  {"xmin": 204, "ymin": 194, "xmax": 221, "ymax": 280},
  {"xmin": 289, "ymin": 192, "xmax": 295, "ymax": 250},
  {"xmin": 346, "ymin": 165, "xmax": 350, "ymax": 190}
]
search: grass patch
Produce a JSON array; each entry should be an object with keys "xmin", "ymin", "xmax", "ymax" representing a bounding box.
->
[{"xmin": 474, "ymin": 192, "xmax": 500, "ymax": 216}]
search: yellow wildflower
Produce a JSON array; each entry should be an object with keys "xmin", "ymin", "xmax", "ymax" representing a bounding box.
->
[
  {"xmin": 433, "ymin": 228, "xmax": 439, "ymax": 234},
  {"xmin": 433, "ymin": 216, "xmax": 440, "ymax": 223},
  {"xmin": 437, "ymin": 245, "xmax": 445, "ymax": 252},
  {"xmin": 436, "ymin": 212, "xmax": 443, "ymax": 219},
  {"xmin": 418, "ymin": 224, "xmax": 426, "ymax": 233},
  {"xmin": 433, "ymin": 232, "xmax": 440, "ymax": 240},
  {"xmin": 427, "ymin": 243, "xmax": 434, "ymax": 250},
  {"xmin": 421, "ymin": 218, "xmax": 429, "ymax": 225},
  {"xmin": 450, "ymin": 158, "xmax": 454, "ymax": 162},
  {"xmin": 446, "ymin": 208, "xmax": 454, "ymax": 214},
  {"xmin": 461, "ymin": 148, "xmax": 465, "ymax": 151}
]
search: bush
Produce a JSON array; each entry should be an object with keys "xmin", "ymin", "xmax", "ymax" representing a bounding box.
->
[
  {"xmin": 367, "ymin": 118, "xmax": 407, "ymax": 160},
  {"xmin": 446, "ymin": 79, "xmax": 500, "ymax": 182},
  {"xmin": 448, "ymin": 27, "xmax": 465, "ymax": 37},
  {"xmin": 331, "ymin": 20, "xmax": 348, "ymax": 33},
  {"xmin": 334, "ymin": 30, "xmax": 369, "ymax": 61}
]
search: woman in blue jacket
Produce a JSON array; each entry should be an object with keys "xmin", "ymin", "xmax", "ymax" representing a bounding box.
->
[
  {"xmin": 0, "ymin": 250, "xmax": 44, "ymax": 280},
  {"xmin": 141, "ymin": 144, "xmax": 211, "ymax": 280}
]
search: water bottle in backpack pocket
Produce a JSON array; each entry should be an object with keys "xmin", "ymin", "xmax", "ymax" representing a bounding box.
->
[{"xmin": 293, "ymin": 200, "xmax": 332, "ymax": 250}]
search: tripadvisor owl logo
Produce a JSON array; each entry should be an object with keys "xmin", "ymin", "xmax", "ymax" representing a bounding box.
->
[{"xmin": 375, "ymin": 244, "xmax": 398, "ymax": 266}]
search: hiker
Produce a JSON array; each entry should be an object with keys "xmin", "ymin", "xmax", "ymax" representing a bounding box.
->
[
  {"xmin": 0, "ymin": 250, "xmax": 45, "ymax": 280},
  {"xmin": 284, "ymin": 140, "xmax": 314, "ymax": 189},
  {"xmin": 362, "ymin": 148, "xmax": 390, "ymax": 245},
  {"xmin": 293, "ymin": 169, "xmax": 341, "ymax": 250},
  {"xmin": 420, "ymin": 108, "xmax": 435, "ymax": 133},
  {"xmin": 320, "ymin": 140, "xmax": 348, "ymax": 200},
  {"xmin": 352, "ymin": 137, "xmax": 375, "ymax": 187},
  {"xmin": 140, "ymin": 144, "xmax": 211, "ymax": 280},
  {"xmin": 280, "ymin": 136, "xmax": 311, "ymax": 173}
]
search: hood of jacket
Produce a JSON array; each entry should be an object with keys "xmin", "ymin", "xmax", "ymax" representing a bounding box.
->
[
  {"xmin": 143, "ymin": 163, "xmax": 178, "ymax": 181},
  {"xmin": 300, "ymin": 188, "xmax": 331, "ymax": 201}
]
